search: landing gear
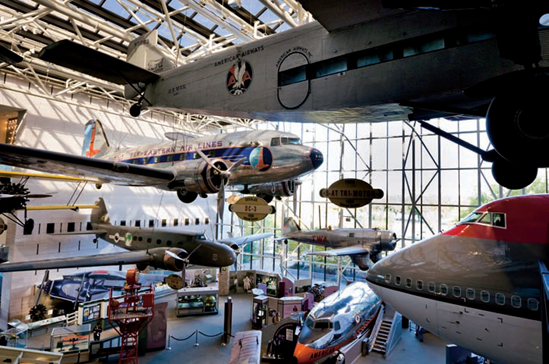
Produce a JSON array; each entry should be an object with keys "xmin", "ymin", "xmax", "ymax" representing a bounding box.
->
[
  {"xmin": 177, "ymin": 189, "xmax": 198, "ymax": 203},
  {"xmin": 130, "ymin": 103, "xmax": 142, "ymax": 117}
]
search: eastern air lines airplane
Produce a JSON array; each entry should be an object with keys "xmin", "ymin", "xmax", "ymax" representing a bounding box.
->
[
  {"xmin": 0, "ymin": 119, "xmax": 323, "ymax": 212},
  {"xmin": 366, "ymin": 194, "xmax": 549, "ymax": 364}
]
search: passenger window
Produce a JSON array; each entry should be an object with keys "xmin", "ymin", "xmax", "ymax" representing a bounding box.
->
[
  {"xmin": 481, "ymin": 290, "xmax": 490, "ymax": 303},
  {"xmin": 405, "ymin": 278, "xmax": 412, "ymax": 288},
  {"xmin": 195, "ymin": 218, "xmax": 200, "ymax": 225},
  {"xmin": 120, "ymin": 220, "xmax": 126, "ymax": 226},
  {"xmin": 452, "ymin": 286, "xmax": 461, "ymax": 297},
  {"xmin": 46, "ymin": 223, "xmax": 55, "ymax": 234},
  {"xmin": 156, "ymin": 239, "xmax": 161, "ymax": 245},
  {"xmin": 527, "ymin": 298, "xmax": 539, "ymax": 311},
  {"xmin": 185, "ymin": 218, "xmax": 190, "ymax": 226},
  {"xmin": 440, "ymin": 284, "xmax": 448, "ymax": 295},
  {"xmin": 315, "ymin": 57, "xmax": 347, "ymax": 78},
  {"xmin": 135, "ymin": 220, "xmax": 141, "ymax": 227},
  {"xmin": 205, "ymin": 218, "xmax": 210, "ymax": 225},
  {"xmin": 395, "ymin": 276, "xmax": 401, "ymax": 286},
  {"xmin": 511, "ymin": 295, "xmax": 521, "ymax": 308},
  {"xmin": 384, "ymin": 274, "xmax": 391, "ymax": 284},
  {"xmin": 279, "ymin": 65, "xmax": 307, "ymax": 86},
  {"xmin": 149, "ymin": 220, "xmax": 155, "ymax": 228},
  {"xmin": 466, "ymin": 288, "xmax": 475, "ymax": 300},
  {"xmin": 416, "ymin": 280, "xmax": 423, "ymax": 290},
  {"xmin": 167, "ymin": 240, "xmax": 172, "ymax": 246},
  {"xmin": 162, "ymin": 219, "xmax": 167, "ymax": 227},
  {"xmin": 67, "ymin": 222, "xmax": 75, "ymax": 232},
  {"xmin": 147, "ymin": 238, "xmax": 152, "ymax": 243},
  {"xmin": 495, "ymin": 293, "xmax": 505, "ymax": 305},
  {"xmin": 428, "ymin": 282, "xmax": 436, "ymax": 292},
  {"xmin": 174, "ymin": 219, "xmax": 179, "ymax": 227}
]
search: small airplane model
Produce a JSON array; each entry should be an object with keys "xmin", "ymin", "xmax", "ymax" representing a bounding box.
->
[
  {"xmin": 0, "ymin": 119, "xmax": 323, "ymax": 218},
  {"xmin": 293, "ymin": 282, "xmax": 382, "ymax": 364},
  {"xmin": 0, "ymin": 171, "xmax": 97, "ymax": 235},
  {"xmin": 366, "ymin": 194, "xmax": 549, "ymax": 364},
  {"xmin": 0, "ymin": 197, "xmax": 273, "ymax": 287},
  {"xmin": 280, "ymin": 217, "xmax": 397, "ymax": 270},
  {"xmin": 33, "ymin": 2, "xmax": 549, "ymax": 190}
]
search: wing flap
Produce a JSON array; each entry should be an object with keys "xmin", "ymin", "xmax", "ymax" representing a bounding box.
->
[
  {"xmin": 39, "ymin": 40, "xmax": 159, "ymax": 85},
  {"xmin": 0, "ymin": 250, "xmax": 151, "ymax": 272},
  {"xmin": 306, "ymin": 245, "xmax": 370, "ymax": 257},
  {"xmin": 0, "ymin": 143, "xmax": 175, "ymax": 186}
]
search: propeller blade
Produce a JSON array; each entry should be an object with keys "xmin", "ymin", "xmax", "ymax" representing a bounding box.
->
[
  {"xmin": 195, "ymin": 148, "xmax": 221, "ymax": 171},
  {"xmin": 186, "ymin": 244, "xmax": 202, "ymax": 263},
  {"xmin": 166, "ymin": 250, "xmax": 184, "ymax": 261},
  {"xmin": 218, "ymin": 182, "xmax": 225, "ymax": 220},
  {"xmin": 228, "ymin": 157, "xmax": 246, "ymax": 172}
]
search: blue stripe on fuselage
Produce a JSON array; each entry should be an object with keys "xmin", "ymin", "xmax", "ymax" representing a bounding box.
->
[{"xmin": 120, "ymin": 146, "xmax": 252, "ymax": 166}]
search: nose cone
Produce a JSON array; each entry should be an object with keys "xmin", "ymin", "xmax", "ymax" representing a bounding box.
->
[
  {"xmin": 293, "ymin": 343, "xmax": 312, "ymax": 364},
  {"xmin": 309, "ymin": 148, "xmax": 324, "ymax": 170}
]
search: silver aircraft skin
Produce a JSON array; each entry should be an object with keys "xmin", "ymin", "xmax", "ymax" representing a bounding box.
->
[
  {"xmin": 366, "ymin": 195, "xmax": 549, "ymax": 364},
  {"xmin": 35, "ymin": 1, "xmax": 549, "ymax": 189},
  {"xmin": 281, "ymin": 217, "xmax": 397, "ymax": 270},
  {"xmin": 0, "ymin": 119, "xmax": 323, "ymax": 205},
  {"xmin": 293, "ymin": 282, "xmax": 381, "ymax": 364},
  {"xmin": 0, "ymin": 197, "xmax": 272, "ymax": 273}
]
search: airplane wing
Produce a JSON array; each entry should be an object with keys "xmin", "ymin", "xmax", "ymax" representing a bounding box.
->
[
  {"xmin": 299, "ymin": 0, "xmax": 408, "ymax": 32},
  {"xmin": 38, "ymin": 40, "xmax": 159, "ymax": 85},
  {"xmin": 0, "ymin": 143, "xmax": 175, "ymax": 186},
  {"xmin": 0, "ymin": 170, "xmax": 98, "ymax": 183},
  {"xmin": 218, "ymin": 233, "xmax": 274, "ymax": 247},
  {"xmin": 52, "ymin": 230, "xmax": 107, "ymax": 235},
  {"xmin": 0, "ymin": 250, "xmax": 154, "ymax": 272},
  {"xmin": 25, "ymin": 205, "xmax": 98, "ymax": 211},
  {"xmin": 306, "ymin": 245, "xmax": 371, "ymax": 257}
]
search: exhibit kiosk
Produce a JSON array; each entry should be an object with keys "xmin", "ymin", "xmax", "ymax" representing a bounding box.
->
[{"xmin": 176, "ymin": 285, "xmax": 219, "ymax": 317}]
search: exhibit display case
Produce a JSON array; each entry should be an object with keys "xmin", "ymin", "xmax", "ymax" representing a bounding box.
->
[
  {"xmin": 50, "ymin": 324, "xmax": 91, "ymax": 353},
  {"xmin": 176, "ymin": 285, "xmax": 219, "ymax": 317},
  {"xmin": 252, "ymin": 295, "xmax": 269, "ymax": 329}
]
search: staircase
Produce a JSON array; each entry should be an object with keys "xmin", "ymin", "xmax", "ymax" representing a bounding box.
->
[{"xmin": 372, "ymin": 319, "xmax": 393, "ymax": 355}]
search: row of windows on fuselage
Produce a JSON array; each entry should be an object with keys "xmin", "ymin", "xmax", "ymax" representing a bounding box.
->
[
  {"xmin": 23, "ymin": 217, "xmax": 209, "ymax": 235},
  {"xmin": 385, "ymin": 274, "xmax": 539, "ymax": 312},
  {"xmin": 278, "ymin": 24, "xmax": 497, "ymax": 86}
]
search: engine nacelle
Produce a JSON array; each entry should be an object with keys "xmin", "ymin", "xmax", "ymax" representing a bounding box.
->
[
  {"xmin": 376, "ymin": 231, "xmax": 397, "ymax": 252},
  {"xmin": 168, "ymin": 159, "xmax": 228, "ymax": 195},
  {"xmin": 137, "ymin": 248, "xmax": 188, "ymax": 272},
  {"xmin": 248, "ymin": 180, "xmax": 296, "ymax": 197},
  {"xmin": 350, "ymin": 254, "xmax": 373, "ymax": 271}
]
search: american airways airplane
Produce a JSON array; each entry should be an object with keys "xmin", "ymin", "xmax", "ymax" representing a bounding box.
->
[
  {"xmin": 0, "ymin": 119, "xmax": 323, "ymax": 213},
  {"xmin": 35, "ymin": 1, "xmax": 549, "ymax": 190},
  {"xmin": 366, "ymin": 194, "xmax": 549, "ymax": 364}
]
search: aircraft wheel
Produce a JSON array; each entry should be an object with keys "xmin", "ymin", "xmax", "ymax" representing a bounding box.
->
[
  {"xmin": 491, "ymin": 157, "xmax": 537, "ymax": 190},
  {"xmin": 486, "ymin": 83, "xmax": 549, "ymax": 166},
  {"xmin": 177, "ymin": 189, "xmax": 198, "ymax": 203},
  {"xmin": 130, "ymin": 103, "xmax": 142, "ymax": 117}
]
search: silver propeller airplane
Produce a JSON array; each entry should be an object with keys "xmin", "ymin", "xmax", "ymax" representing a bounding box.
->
[
  {"xmin": 280, "ymin": 217, "xmax": 397, "ymax": 270},
  {"xmin": 0, "ymin": 197, "xmax": 273, "ymax": 278},
  {"xmin": 0, "ymin": 119, "xmax": 323, "ymax": 217}
]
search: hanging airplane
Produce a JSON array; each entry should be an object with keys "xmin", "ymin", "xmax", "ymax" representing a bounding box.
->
[
  {"xmin": 366, "ymin": 194, "xmax": 549, "ymax": 364},
  {"xmin": 0, "ymin": 171, "xmax": 97, "ymax": 234},
  {"xmin": 293, "ymin": 282, "xmax": 382, "ymax": 364},
  {"xmin": 0, "ymin": 197, "xmax": 273, "ymax": 285},
  {"xmin": 33, "ymin": 1, "xmax": 549, "ymax": 190},
  {"xmin": 280, "ymin": 217, "xmax": 397, "ymax": 271},
  {"xmin": 0, "ymin": 119, "xmax": 323, "ymax": 218}
]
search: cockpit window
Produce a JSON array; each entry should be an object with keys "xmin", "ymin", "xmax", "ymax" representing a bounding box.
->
[
  {"xmin": 478, "ymin": 213, "xmax": 491, "ymax": 225},
  {"xmin": 271, "ymin": 137, "xmax": 301, "ymax": 146},
  {"xmin": 315, "ymin": 320, "xmax": 332, "ymax": 330},
  {"xmin": 459, "ymin": 212, "xmax": 483, "ymax": 224},
  {"xmin": 271, "ymin": 138, "xmax": 280, "ymax": 146},
  {"xmin": 305, "ymin": 316, "xmax": 314, "ymax": 329},
  {"xmin": 492, "ymin": 213, "xmax": 506, "ymax": 228}
]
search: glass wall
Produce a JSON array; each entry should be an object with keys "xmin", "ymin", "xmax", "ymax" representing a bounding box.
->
[{"xmin": 222, "ymin": 118, "xmax": 549, "ymax": 286}]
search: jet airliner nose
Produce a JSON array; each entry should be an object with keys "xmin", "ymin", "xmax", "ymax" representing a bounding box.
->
[{"xmin": 309, "ymin": 148, "xmax": 323, "ymax": 170}]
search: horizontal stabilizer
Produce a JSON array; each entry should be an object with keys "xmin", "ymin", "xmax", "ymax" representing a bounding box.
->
[
  {"xmin": 306, "ymin": 245, "xmax": 370, "ymax": 257},
  {"xmin": 39, "ymin": 40, "xmax": 160, "ymax": 85}
]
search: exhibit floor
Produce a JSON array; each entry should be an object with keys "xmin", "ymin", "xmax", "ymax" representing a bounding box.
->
[{"xmin": 25, "ymin": 291, "xmax": 450, "ymax": 363}]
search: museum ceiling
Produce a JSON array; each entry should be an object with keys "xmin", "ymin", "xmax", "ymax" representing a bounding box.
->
[{"xmin": 0, "ymin": 0, "xmax": 312, "ymax": 131}]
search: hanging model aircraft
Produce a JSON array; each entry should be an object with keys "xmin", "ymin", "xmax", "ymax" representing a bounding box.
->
[
  {"xmin": 366, "ymin": 194, "xmax": 549, "ymax": 364},
  {"xmin": 0, "ymin": 171, "xmax": 97, "ymax": 235},
  {"xmin": 293, "ymin": 282, "xmax": 382, "ymax": 364},
  {"xmin": 33, "ymin": 1, "xmax": 549, "ymax": 190},
  {"xmin": 0, "ymin": 119, "xmax": 323, "ymax": 218},
  {"xmin": 280, "ymin": 217, "xmax": 397, "ymax": 270},
  {"xmin": 0, "ymin": 197, "xmax": 273, "ymax": 283}
]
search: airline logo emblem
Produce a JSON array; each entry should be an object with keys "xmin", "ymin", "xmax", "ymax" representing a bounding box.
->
[
  {"xmin": 227, "ymin": 60, "xmax": 252, "ymax": 95},
  {"xmin": 249, "ymin": 147, "xmax": 272, "ymax": 171},
  {"xmin": 84, "ymin": 122, "xmax": 101, "ymax": 157}
]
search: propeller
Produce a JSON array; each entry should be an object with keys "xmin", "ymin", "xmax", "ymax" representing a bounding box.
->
[{"xmin": 194, "ymin": 147, "xmax": 246, "ymax": 220}]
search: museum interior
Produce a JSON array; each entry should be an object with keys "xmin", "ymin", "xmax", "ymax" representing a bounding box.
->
[{"xmin": 0, "ymin": 1, "xmax": 547, "ymax": 363}]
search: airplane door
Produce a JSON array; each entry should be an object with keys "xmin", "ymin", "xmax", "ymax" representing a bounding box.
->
[{"xmin": 277, "ymin": 52, "xmax": 310, "ymax": 109}]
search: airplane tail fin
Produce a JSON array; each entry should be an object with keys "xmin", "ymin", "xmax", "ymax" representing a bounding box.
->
[
  {"xmin": 91, "ymin": 197, "xmax": 110, "ymax": 225},
  {"xmin": 82, "ymin": 119, "xmax": 110, "ymax": 158},
  {"xmin": 283, "ymin": 217, "xmax": 301, "ymax": 235}
]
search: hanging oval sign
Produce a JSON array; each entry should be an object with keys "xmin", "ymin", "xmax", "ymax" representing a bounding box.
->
[
  {"xmin": 229, "ymin": 196, "xmax": 276, "ymax": 222},
  {"xmin": 320, "ymin": 179, "xmax": 384, "ymax": 208}
]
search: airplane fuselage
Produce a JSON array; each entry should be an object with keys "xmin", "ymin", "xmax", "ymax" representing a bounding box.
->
[
  {"xmin": 366, "ymin": 195, "xmax": 549, "ymax": 364},
  {"xmin": 92, "ymin": 222, "xmax": 236, "ymax": 268},
  {"xmin": 142, "ymin": 11, "xmax": 541, "ymax": 123},
  {"xmin": 285, "ymin": 228, "xmax": 393, "ymax": 249},
  {"xmin": 104, "ymin": 129, "xmax": 323, "ymax": 188}
]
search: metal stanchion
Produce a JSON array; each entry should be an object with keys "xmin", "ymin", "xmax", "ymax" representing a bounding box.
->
[{"xmin": 222, "ymin": 296, "xmax": 233, "ymax": 346}]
